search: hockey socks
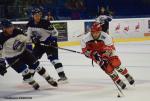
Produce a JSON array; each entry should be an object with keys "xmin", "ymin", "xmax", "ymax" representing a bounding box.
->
[
  {"xmin": 116, "ymin": 66, "xmax": 135, "ymax": 85},
  {"xmin": 22, "ymin": 68, "xmax": 40, "ymax": 90},
  {"xmin": 36, "ymin": 66, "xmax": 58, "ymax": 87},
  {"xmin": 53, "ymin": 63, "xmax": 68, "ymax": 82}
]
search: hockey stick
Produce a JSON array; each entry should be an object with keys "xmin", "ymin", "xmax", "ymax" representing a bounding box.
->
[
  {"xmin": 41, "ymin": 43, "xmax": 97, "ymax": 69},
  {"xmin": 73, "ymin": 33, "xmax": 85, "ymax": 38},
  {"xmin": 72, "ymin": 31, "xmax": 90, "ymax": 38},
  {"xmin": 40, "ymin": 43, "xmax": 83, "ymax": 54},
  {"xmin": 112, "ymin": 79, "xmax": 124, "ymax": 98},
  {"xmin": 6, "ymin": 58, "xmax": 20, "ymax": 68},
  {"xmin": 0, "ymin": 58, "xmax": 20, "ymax": 76}
]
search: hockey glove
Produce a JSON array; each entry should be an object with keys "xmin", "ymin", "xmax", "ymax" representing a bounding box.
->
[
  {"xmin": 92, "ymin": 51, "xmax": 109, "ymax": 69},
  {"xmin": 0, "ymin": 58, "xmax": 7, "ymax": 76},
  {"xmin": 93, "ymin": 51, "xmax": 104, "ymax": 66},
  {"xmin": 31, "ymin": 31, "xmax": 42, "ymax": 44},
  {"xmin": 84, "ymin": 50, "xmax": 93, "ymax": 58}
]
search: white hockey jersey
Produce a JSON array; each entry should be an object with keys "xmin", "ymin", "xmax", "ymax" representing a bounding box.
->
[
  {"xmin": 0, "ymin": 28, "xmax": 28, "ymax": 58},
  {"xmin": 26, "ymin": 19, "xmax": 58, "ymax": 42},
  {"xmin": 95, "ymin": 15, "xmax": 112, "ymax": 24}
]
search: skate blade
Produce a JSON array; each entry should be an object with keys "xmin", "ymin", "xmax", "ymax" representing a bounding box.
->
[{"xmin": 58, "ymin": 80, "xmax": 69, "ymax": 84}]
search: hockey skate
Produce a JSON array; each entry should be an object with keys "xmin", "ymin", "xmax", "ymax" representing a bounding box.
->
[
  {"xmin": 31, "ymin": 72, "xmax": 35, "ymax": 77},
  {"xmin": 45, "ymin": 76, "xmax": 58, "ymax": 87},
  {"xmin": 29, "ymin": 80, "xmax": 40, "ymax": 90},
  {"xmin": 58, "ymin": 73, "xmax": 68, "ymax": 83},
  {"xmin": 58, "ymin": 75, "xmax": 68, "ymax": 84},
  {"xmin": 116, "ymin": 79, "xmax": 126, "ymax": 89},
  {"xmin": 125, "ymin": 74, "xmax": 135, "ymax": 85}
]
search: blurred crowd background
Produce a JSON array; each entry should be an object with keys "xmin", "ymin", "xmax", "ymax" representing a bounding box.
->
[{"xmin": 0, "ymin": 0, "xmax": 150, "ymax": 21}]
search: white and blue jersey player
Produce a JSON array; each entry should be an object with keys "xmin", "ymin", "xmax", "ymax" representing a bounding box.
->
[
  {"xmin": 95, "ymin": 15, "xmax": 112, "ymax": 33},
  {"xmin": 26, "ymin": 8, "xmax": 68, "ymax": 83},
  {"xmin": 0, "ymin": 19, "xmax": 57, "ymax": 90}
]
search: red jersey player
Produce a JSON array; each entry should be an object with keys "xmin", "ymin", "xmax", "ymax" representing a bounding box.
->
[{"xmin": 81, "ymin": 23, "xmax": 135, "ymax": 89}]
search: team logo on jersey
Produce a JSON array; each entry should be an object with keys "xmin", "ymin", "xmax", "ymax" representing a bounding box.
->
[{"xmin": 101, "ymin": 35, "xmax": 106, "ymax": 39}]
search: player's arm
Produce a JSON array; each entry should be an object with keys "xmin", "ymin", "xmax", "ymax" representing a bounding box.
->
[
  {"xmin": 107, "ymin": 16, "xmax": 112, "ymax": 22},
  {"xmin": 12, "ymin": 29, "xmax": 30, "ymax": 51},
  {"xmin": 81, "ymin": 39, "xmax": 111, "ymax": 70},
  {"xmin": 101, "ymin": 34, "xmax": 121, "ymax": 70},
  {"xmin": 80, "ymin": 38, "xmax": 108, "ymax": 68},
  {"xmin": 0, "ymin": 44, "xmax": 7, "ymax": 76},
  {"xmin": 13, "ymin": 28, "xmax": 30, "ymax": 43},
  {"xmin": 95, "ymin": 15, "xmax": 112, "ymax": 25},
  {"xmin": 102, "ymin": 34, "xmax": 116, "ymax": 57},
  {"xmin": 25, "ymin": 27, "xmax": 40, "ymax": 45},
  {"xmin": 25, "ymin": 27, "xmax": 33, "ymax": 43},
  {"xmin": 47, "ymin": 22, "xmax": 58, "ymax": 36},
  {"xmin": 80, "ymin": 38, "xmax": 93, "ymax": 58}
]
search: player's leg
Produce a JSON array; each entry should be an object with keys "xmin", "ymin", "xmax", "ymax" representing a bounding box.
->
[
  {"xmin": 21, "ymin": 65, "xmax": 40, "ymax": 90},
  {"xmin": 101, "ymin": 62, "xmax": 126, "ymax": 89},
  {"xmin": 47, "ymin": 53, "xmax": 68, "ymax": 83},
  {"xmin": 6, "ymin": 57, "xmax": 40, "ymax": 90},
  {"xmin": 46, "ymin": 37, "xmax": 68, "ymax": 82},
  {"xmin": 23, "ymin": 49, "xmax": 58, "ymax": 87},
  {"xmin": 92, "ymin": 52, "xmax": 126, "ymax": 89},
  {"xmin": 32, "ymin": 44, "xmax": 45, "ymax": 60},
  {"xmin": 30, "ymin": 44, "xmax": 45, "ymax": 76},
  {"xmin": 109, "ymin": 56, "xmax": 135, "ymax": 85},
  {"xmin": 30, "ymin": 61, "xmax": 58, "ymax": 87},
  {"xmin": 26, "ymin": 44, "xmax": 44, "ymax": 76}
]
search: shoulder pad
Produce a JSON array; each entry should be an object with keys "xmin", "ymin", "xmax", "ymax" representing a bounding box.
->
[
  {"xmin": 100, "ymin": 32, "xmax": 113, "ymax": 46},
  {"xmin": 101, "ymin": 35, "xmax": 106, "ymax": 39}
]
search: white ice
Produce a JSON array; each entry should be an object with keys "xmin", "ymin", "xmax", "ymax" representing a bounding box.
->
[{"xmin": 0, "ymin": 41, "xmax": 150, "ymax": 101}]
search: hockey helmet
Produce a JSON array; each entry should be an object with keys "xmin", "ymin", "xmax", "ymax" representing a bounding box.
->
[
  {"xmin": 1, "ymin": 19, "xmax": 13, "ymax": 28},
  {"xmin": 91, "ymin": 22, "xmax": 102, "ymax": 33},
  {"xmin": 32, "ymin": 8, "xmax": 42, "ymax": 16}
]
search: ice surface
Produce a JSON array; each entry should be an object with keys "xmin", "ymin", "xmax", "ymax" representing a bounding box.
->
[{"xmin": 0, "ymin": 41, "xmax": 150, "ymax": 101}]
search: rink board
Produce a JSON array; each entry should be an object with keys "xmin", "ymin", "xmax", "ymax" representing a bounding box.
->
[{"xmin": 58, "ymin": 37, "xmax": 150, "ymax": 47}]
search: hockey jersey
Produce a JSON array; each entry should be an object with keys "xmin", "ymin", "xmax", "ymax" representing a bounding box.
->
[
  {"xmin": 26, "ymin": 19, "xmax": 58, "ymax": 42},
  {"xmin": 95, "ymin": 15, "xmax": 112, "ymax": 33},
  {"xmin": 81, "ymin": 31, "xmax": 115, "ymax": 56},
  {"xmin": 0, "ymin": 28, "xmax": 27, "ymax": 58},
  {"xmin": 95, "ymin": 15, "xmax": 112, "ymax": 24}
]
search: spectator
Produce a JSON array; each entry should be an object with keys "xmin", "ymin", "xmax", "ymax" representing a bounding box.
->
[
  {"xmin": 45, "ymin": 11, "xmax": 54, "ymax": 21},
  {"xmin": 65, "ymin": 0, "xmax": 85, "ymax": 20},
  {"xmin": 98, "ymin": 6, "xmax": 113, "ymax": 16},
  {"xmin": 99, "ymin": 7, "xmax": 108, "ymax": 16}
]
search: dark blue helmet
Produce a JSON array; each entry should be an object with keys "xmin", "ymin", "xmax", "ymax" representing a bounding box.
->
[
  {"xmin": 32, "ymin": 8, "xmax": 42, "ymax": 15},
  {"xmin": 1, "ymin": 19, "xmax": 13, "ymax": 28}
]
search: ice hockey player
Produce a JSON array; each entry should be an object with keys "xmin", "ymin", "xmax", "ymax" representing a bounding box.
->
[
  {"xmin": 26, "ymin": 8, "xmax": 68, "ymax": 83},
  {"xmin": 0, "ymin": 19, "xmax": 57, "ymax": 90},
  {"xmin": 81, "ymin": 22, "xmax": 135, "ymax": 89},
  {"xmin": 95, "ymin": 13, "xmax": 112, "ymax": 33}
]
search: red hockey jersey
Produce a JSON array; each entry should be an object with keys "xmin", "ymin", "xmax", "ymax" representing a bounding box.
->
[{"xmin": 81, "ymin": 31, "xmax": 115, "ymax": 56}]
